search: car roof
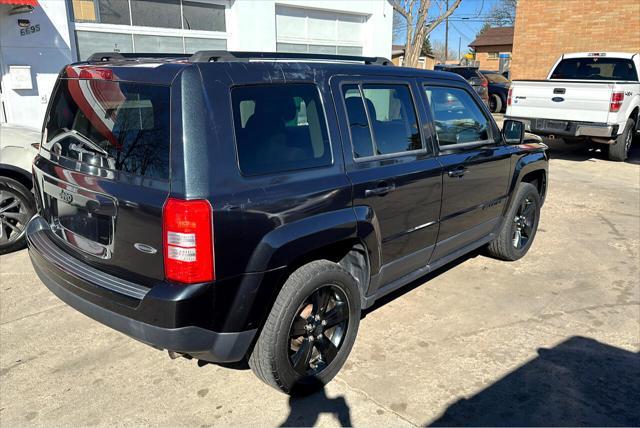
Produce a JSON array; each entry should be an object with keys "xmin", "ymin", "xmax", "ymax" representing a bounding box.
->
[{"xmin": 68, "ymin": 51, "xmax": 468, "ymax": 85}]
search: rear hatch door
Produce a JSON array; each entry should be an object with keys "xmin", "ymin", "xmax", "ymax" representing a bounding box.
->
[
  {"xmin": 34, "ymin": 65, "xmax": 177, "ymax": 285},
  {"xmin": 508, "ymin": 80, "xmax": 613, "ymax": 123}
]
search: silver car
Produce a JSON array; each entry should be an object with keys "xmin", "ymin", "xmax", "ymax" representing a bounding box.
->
[{"xmin": 0, "ymin": 124, "xmax": 40, "ymax": 254}]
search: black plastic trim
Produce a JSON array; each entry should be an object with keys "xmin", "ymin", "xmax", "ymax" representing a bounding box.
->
[
  {"xmin": 27, "ymin": 217, "xmax": 149, "ymax": 300},
  {"xmin": 33, "ymin": 261, "xmax": 255, "ymax": 362}
]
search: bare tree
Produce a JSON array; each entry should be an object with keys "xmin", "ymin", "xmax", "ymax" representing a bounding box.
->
[
  {"xmin": 486, "ymin": 0, "xmax": 517, "ymax": 27},
  {"xmin": 391, "ymin": 0, "xmax": 462, "ymax": 67},
  {"xmin": 392, "ymin": 10, "xmax": 406, "ymax": 43},
  {"xmin": 432, "ymin": 39, "xmax": 457, "ymax": 63}
]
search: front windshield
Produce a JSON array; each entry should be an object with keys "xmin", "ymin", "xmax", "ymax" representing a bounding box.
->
[{"xmin": 484, "ymin": 73, "xmax": 510, "ymax": 84}]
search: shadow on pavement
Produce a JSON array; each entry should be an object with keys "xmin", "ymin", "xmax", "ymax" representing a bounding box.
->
[
  {"xmin": 280, "ymin": 387, "xmax": 352, "ymax": 427},
  {"xmin": 429, "ymin": 336, "xmax": 640, "ymax": 427},
  {"xmin": 364, "ymin": 249, "xmax": 482, "ymax": 316},
  {"xmin": 543, "ymin": 137, "xmax": 640, "ymax": 164}
]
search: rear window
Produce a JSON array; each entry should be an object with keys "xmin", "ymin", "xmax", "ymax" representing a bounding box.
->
[
  {"xmin": 483, "ymin": 72, "xmax": 510, "ymax": 84},
  {"xmin": 45, "ymin": 79, "xmax": 170, "ymax": 179},
  {"xmin": 438, "ymin": 67, "xmax": 479, "ymax": 80},
  {"xmin": 231, "ymin": 84, "xmax": 332, "ymax": 176},
  {"xmin": 551, "ymin": 57, "xmax": 638, "ymax": 81}
]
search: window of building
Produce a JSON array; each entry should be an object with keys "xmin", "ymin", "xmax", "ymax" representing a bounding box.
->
[
  {"xmin": 71, "ymin": 0, "xmax": 227, "ymax": 59},
  {"xmin": 72, "ymin": 0, "xmax": 225, "ymax": 31},
  {"xmin": 275, "ymin": 6, "xmax": 365, "ymax": 56},
  {"xmin": 76, "ymin": 31, "xmax": 134, "ymax": 60},
  {"xmin": 342, "ymin": 83, "xmax": 422, "ymax": 158},
  {"xmin": 487, "ymin": 52, "xmax": 499, "ymax": 59},
  {"xmin": 133, "ymin": 34, "xmax": 184, "ymax": 53},
  {"xmin": 423, "ymin": 86, "xmax": 491, "ymax": 147},
  {"xmin": 231, "ymin": 84, "xmax": 332, "ymax": 176},
  {"xmin": 131, "ymin": 0, "xmax": 182, "ymax": 29},
  {"xmin": 182, "ymin": 0, "xmax": 226, "ymax": 31}
]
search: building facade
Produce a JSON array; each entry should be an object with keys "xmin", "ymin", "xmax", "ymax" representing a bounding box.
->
[
  {"xmin": 510, "ymin": 0, "xmax": 640, "ymax": 80},
  {"xmin": 0, "ymin": 0, "xmax": 393, "ymax": 129},
  {"xmin": 468, "ymin": 26, "xmax": 513, "ymax": 72},
  {"xmin": 390, "ymin": 45, "xmax": 435, "ymax": 70}
]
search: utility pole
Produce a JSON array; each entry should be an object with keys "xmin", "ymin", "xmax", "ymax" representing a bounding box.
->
[{"xmin": 444, "ymin": 0, "xmax": 449, "ymax": 62}]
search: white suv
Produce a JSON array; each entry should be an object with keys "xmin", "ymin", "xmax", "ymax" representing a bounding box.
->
[{"xmin": 0, "ymin": 124, "xmax": 40, "ymax": 254}]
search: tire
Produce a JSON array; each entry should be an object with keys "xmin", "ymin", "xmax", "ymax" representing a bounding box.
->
[
  {"xmin": 0, "ymin": 177, "xmax": 36, "ymax": 255},
  {"xmin": 608, "ymin": 118, "xmax": 634, "ymax": 162},
  {"xmin": 489, "ymin": 94, "xmax": 503, "ymax": 114},
  {"xmin": 249, "ymin": 260, "xmax": 361, "ymax": 395},
  {"xmin": 487, "ymin": 182, "xmax": 541, "ymax": 261}
]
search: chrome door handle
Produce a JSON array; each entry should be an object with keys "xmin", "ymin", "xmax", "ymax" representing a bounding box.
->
[
  {"xmin": 448, "ymin": 167, "xmax": 468, "ymax": 178},
  {"xmin": 365, "ymin": 184, "xmax": 396, "ymax": 197}
]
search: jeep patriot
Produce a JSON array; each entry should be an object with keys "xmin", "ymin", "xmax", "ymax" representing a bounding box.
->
[{"xmin": 26, "ymin": 51, "xmax": 548, "ymax": 394}]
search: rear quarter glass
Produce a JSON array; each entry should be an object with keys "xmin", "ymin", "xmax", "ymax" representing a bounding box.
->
[
  {"xmin": 230, "ymin": 83, "xmax": 332, "ymax": 176},
  {"xmin": 44, "ymin": 78, "xmax": 171, "ymax": 180}
]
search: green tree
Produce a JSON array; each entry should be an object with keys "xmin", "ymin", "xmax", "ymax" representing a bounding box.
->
[
  {"xmin": 477, "ymin": 22, "xmax": 491, "ymax": 36},
  {"xmin": 422, "ymin": 37, "xmax": 434, "ymax": 56}
]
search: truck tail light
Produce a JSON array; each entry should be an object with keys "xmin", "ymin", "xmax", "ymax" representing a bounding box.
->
[
  {"xmin": 610, "ymin": 92, "xmax": 624, "ymax": 112},
  {"xmin": 163, "ymin": 198, "xmax": 214, "ymax": 284},
  {"xmin": 507, "ymin": 87, "xmax": 513, "ymax": 106}
]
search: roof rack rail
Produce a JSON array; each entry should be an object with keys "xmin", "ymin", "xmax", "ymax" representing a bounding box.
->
[
  {"xmin": 188, "ymin": 50, "xmax": 393, "ymax": 66},
  {"xmin": 87, "ymin": 52, "xmax": 189, "ymax": 62}
]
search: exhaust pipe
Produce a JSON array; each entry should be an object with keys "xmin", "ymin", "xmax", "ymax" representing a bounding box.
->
[
  {"xmin": 547, "ymin": 135, "xmax": 556, "ymax": 140},
  {"xmin": 168, "ymin": 350, "xmax": 192, "ymax": 360},
  {"xmin": 591, "ymin": 137, "xmax": 616, "ymax": 145}
]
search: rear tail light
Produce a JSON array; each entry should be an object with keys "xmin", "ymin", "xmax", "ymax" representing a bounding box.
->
[
  {"xmin": 78, "ymin": 67, "xmax": 114, "ymax": 80},
  {"xmin": 163, "ymin": 198, "xmax": 214, "ymax": 284},
  {"xmin": 610, "ymin": 92, "xmax": 624, "ymax": 112},
  {"xmin": 481, "ymin": 78, "xmax": 488, "ymax": 87},
  {"xmin": 507, "ymin": 86, "xmax": 513, "ymax": 106}
]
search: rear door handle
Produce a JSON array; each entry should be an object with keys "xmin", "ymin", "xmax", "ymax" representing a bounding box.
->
[
  {"xmin": 365, "ymin": 183, "xmax": 396, "ymax": 197},
  {"xmin": 448, "ymin": 166, "xmax": 468, "ymax": 178}
]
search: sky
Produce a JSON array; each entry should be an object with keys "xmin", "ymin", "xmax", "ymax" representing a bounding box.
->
[{"xmin": 393, "ymin": 0, "xmax": 504, "ymax": 56}]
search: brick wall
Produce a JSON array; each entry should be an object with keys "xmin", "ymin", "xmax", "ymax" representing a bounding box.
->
[
  {"xmin": 474, "ymin": 45, "xmax": 512, "ymax": 71},
  {"xmin": 511, "ymin": 0, "xmax": 640, "ymax": 80}
]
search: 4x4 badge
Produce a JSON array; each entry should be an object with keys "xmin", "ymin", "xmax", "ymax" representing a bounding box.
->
[{"xmin": 59, "ymin": 189, "xmax": 73, "ymax": 204}]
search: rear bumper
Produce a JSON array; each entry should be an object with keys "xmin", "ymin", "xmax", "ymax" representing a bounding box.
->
[
  {"xmin": 506, "ymin": 117, "xmax": 618, "ymax": 138},
  {"xmin": 26, "ymin": 216, "xmax": 256, "ymax": 363}
]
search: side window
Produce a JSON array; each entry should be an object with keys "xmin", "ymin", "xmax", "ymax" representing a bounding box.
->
[
  {"xmin": 424, "ymin": 86, "xmax": 492, "ymax": 147},
  {"xmin": 231, "ymin": 84, "xmax": 332, "ymax": 176},
  {"xmin": 342, "ymin": 84, "xmax": 375, "ymax": 158},
  {"xmin": 341, "ymin": 83, "xmax": 423, "ymax": 158}
]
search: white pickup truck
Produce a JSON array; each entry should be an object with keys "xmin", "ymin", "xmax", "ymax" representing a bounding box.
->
[{"xmin": 505, "ymin": 52, "xmax": 640, "ymax": 161}]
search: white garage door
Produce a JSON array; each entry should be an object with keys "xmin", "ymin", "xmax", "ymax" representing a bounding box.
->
[{"xmin": 276, "ymin": 6, "xmax": 365, "ymax": 56}]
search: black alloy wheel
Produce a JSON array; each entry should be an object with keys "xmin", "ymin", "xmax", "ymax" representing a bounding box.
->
[
  {"xmin": 288, "ymin": 285, "xmax": 349, "ymax": 375},
  {"xmin": 512, "ymin": 197, "xmax": 535, "ymax": 249},
  {"xmin": 486, "ymin": 182, "xmax": 541, "ymax": 261},
  {"xmin": 249, "ymin": 260, "xmax": 360, "ymax": 395}
]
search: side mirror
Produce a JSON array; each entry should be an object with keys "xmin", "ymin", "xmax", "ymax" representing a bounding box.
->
[{"xmin": 502, "ymin": 119, "xmax": 525, "ymax": 144}]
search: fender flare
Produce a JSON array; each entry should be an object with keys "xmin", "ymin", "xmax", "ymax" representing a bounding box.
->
[
  {"xmin": 245, "ymin": 207, "xmax": 381, "ymax": 274},
  {"xmin": 502, "ymin": 150, "xmax": 548, "ymax": 218}
]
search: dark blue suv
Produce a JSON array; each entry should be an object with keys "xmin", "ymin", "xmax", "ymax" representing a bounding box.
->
[{"xmin": 27, "ymin": 51, "xmax": 548, "ymax": 394}]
